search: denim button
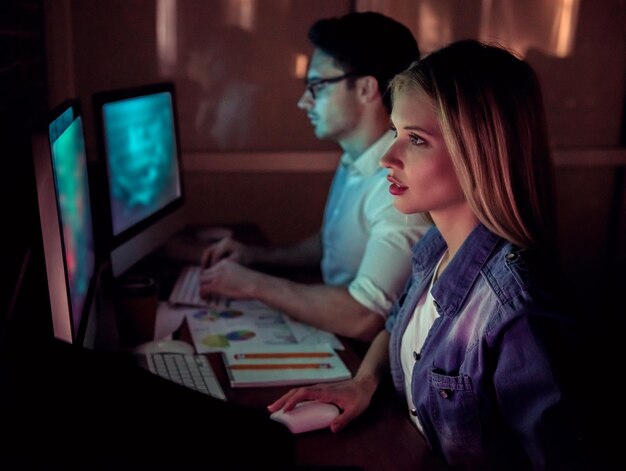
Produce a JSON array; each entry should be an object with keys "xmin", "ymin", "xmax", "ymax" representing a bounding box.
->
[
  {"xmin": 413, "ymin": 351, "xmax": 421, "ymax": 361},
  {"xmin": 439, "ymin": 389, "xmax": 450, "ymax": 399},
  {"xmin": 410, "ymin": 408, "xmax": 418, "ymax": 416},
  {"xmin": 505, "ymin": 252, "xmax": 517, "ymax": 260}
]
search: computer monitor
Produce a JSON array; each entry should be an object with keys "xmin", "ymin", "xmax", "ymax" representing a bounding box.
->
[
  {"xmin": 31, "ymin": 100, "xmax": 99, "ymax": 347},
  {"xmin": 92, "ymin": 82, "xmax": 186, "ymax": 277}
]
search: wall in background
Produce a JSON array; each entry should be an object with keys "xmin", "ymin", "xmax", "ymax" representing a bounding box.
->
[
  {"xmin": 360, "ymin": 0, "xmax": 626, "ymax": 148},
  {"xmin": 47, "ymin": 0, "xmax": 626, "ymax": 152},
  {"xmin": 48, "ymin": 0, "xmax": 351, "ymax": 153},
  {"xmin": 184, "ymin": 171, "xmax": 334, "ymax": 245}
]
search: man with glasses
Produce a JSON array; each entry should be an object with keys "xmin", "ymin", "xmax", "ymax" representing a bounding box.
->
[{"xmin": 199, "ymin": 12, "xmax": 430, "ymax": 341}]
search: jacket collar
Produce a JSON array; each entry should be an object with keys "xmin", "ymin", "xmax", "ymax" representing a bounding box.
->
[{"xmin": 412, "ymin": 224, "xmax": 503, "ymax": 319}]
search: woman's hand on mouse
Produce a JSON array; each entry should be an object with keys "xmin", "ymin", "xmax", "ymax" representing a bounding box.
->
[{"xmin": 267, "ymin": 377, "xmax": 375, "ymax": 433}]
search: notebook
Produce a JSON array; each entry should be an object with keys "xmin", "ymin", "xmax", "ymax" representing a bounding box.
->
[{"xmin": 222, "ymin": 343, "xmax": 352, "ymax": 388}]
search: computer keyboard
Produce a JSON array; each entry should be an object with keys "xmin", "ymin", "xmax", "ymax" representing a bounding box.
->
[
  {"xmin": 169, "ymin": 264, "xmax": 229, "ymax": 307},
  {"xmin": 145, "ymin": 352, "xmax": 226, "ymax": 400}
]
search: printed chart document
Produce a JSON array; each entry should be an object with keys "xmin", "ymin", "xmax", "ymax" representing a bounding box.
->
[
  {"xmin": 222, "ymin": 343, "xmax": 351, "ymax": 388},
  {"xmin": 185, "ymin": 299, "xmax": 344, "ymax": 354}
]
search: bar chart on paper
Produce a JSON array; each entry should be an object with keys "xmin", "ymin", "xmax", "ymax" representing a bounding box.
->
[{"xmin": 222, "ymin": 343, "xmax": 352, "ymax": 387}]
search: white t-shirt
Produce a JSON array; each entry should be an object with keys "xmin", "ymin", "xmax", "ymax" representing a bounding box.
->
[
  {"xmin": 320, "ymin": 131, "xmax": 430, "ymax": 316},
  {"xmin": 400, "ymin": 254, "xmax": 445, "ymax": 433}
]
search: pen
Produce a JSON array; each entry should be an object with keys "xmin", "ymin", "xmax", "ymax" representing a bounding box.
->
[
  {"xmin": 229, "ymin": 363, "xmax": 333, "ymax": 370},
  {"xmin": 233, "ymin": 352, "xmax": 333, "ymax": 359}
]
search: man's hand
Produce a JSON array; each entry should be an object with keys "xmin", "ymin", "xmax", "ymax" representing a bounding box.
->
[
  {"xmin": 199, "ymin": 259, "xmax": 259, "ymax": 300},
  {"xmin": 200, "ymin": 237, "xmax": 253, "ymax": 268}
]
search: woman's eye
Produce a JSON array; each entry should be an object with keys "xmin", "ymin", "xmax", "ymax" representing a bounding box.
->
[{"xmin": 409, "ymin": 133, "xmax": 425, "ymax": 146}]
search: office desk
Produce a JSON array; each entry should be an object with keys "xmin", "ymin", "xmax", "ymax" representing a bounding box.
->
[
  {"xmin": 96, "ymin": 224, "xmax": 446, "ymax": 471},
  {"xmin": 175, "ymin": 322, "xmax": 446, "ymax": 470},
  {"xmin": 204, "ymin": 343, "xmax": 446, "ymax": 471}
]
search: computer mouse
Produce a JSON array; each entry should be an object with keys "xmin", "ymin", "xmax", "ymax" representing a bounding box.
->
[
  {"xmin": 270, "ymin": 400, "xmax": 340, "ymax": 434},
  {"xmin": 133, "ymin": 339, "xmax": 195, "ymax": 355}
]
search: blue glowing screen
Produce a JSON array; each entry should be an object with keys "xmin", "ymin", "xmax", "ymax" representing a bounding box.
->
[
  {"xmin": 101, "ymin": 91, "xmax": 181, "ymax": 236},
  {"xmin": 49, "ymin": 116, "xmax": 95, "ymax": 334}
]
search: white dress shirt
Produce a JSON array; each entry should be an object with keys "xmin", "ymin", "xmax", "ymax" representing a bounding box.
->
[{"xmin": 321, "ymin": 131, "xmax": 430, "ymax": 316}]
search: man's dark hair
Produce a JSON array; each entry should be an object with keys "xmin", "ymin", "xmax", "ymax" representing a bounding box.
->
[{"xmin": 308, "ymin": 11, "xmax": 420, "ymax": 112}]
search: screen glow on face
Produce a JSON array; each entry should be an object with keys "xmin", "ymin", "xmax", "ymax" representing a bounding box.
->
[
  {"xmin": 102, "ymin": 92, "xmax": 181, "ymax": 236},
  {"xmin": 50, "ymin": 117, "xmax": 95, "ymax": 334}
]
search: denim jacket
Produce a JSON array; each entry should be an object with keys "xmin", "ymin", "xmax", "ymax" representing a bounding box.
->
[{"xmin": 386, "ymin": 224, "xmax": 581, "ymax": 470}]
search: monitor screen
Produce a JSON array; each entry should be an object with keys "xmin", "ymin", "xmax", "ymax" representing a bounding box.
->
[
  {"xmin": 93, "ymin": 82, "xmax": 185, "ymax": 277},
  {"xmin": 32, "ymin": 100, "xmax": 98, "ymax": 346}
]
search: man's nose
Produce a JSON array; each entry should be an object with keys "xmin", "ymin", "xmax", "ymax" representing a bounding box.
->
[{"xmin": 297, "ymin": 90, "xmax": 313, "ymax": 110}]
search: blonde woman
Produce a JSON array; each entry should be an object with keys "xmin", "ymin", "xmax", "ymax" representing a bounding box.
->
[{"xmin": 269, "ymin": 40, "xmax": 582, "ymax": 470}]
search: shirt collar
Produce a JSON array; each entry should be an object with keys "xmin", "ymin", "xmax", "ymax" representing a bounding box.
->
[{"xmin": 339, "ymin": 131, "xmax": 394, "ymax": 176}]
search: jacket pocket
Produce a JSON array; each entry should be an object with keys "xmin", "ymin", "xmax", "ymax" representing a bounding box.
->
[{"xmin": 429, "ymin": 370, "xmax": 480, "ymax": 444}]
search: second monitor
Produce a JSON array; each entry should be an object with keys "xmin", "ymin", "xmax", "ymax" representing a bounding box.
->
[
  {"xmin": 92, "ymin": 82, "xmax": 186, "ymax": 277},
  {"xmin": 32, "ymin": 100, "xmax": 99, "ymax": 346}
]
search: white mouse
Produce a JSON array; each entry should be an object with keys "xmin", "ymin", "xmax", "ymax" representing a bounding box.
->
[
  {"xmin": 133, "ymin": 339, "xmax": 195, "ymax": 355},
  {"xmin": 270, "ymin": 400, "xmax": 340, "ymax": 434}
]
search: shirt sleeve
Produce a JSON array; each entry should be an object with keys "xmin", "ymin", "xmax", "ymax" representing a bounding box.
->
[{"xmin": 348, "ymin": 178, "xmax": 431, "ymax": 316}]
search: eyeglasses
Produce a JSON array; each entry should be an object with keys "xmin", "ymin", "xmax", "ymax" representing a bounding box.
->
[{"xmin": 304, "ymin": 72, "xmax": 359, "ymax": 99}]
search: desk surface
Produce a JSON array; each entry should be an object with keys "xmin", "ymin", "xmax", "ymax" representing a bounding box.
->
[
  {"xmin": 96, "ymin": 224, "xmax": 446, "ymax": 471},
  {"xmin": 202, "ymin": 337, "xmax": 446, "ymax": 471}
]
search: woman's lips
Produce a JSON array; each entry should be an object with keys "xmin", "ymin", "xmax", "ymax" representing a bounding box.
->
[{"xmin": 387, "ymin": 175, "xmax": 407, "ymax": 196}]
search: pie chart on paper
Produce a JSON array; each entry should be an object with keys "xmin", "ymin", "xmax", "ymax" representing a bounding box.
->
[{"xmin": 226, "ymin": 330, "xmax": 256, "ymax": 341}]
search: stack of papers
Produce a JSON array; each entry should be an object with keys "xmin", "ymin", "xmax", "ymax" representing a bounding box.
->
[{"xmin": 222, "ymin": 343, "xmax": 351, "ymax": 388}]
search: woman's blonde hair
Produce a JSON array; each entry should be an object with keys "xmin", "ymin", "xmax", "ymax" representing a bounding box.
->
[{"xmin": 390, "ymin": 40, "xmax": 556, "ymax": 251}]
